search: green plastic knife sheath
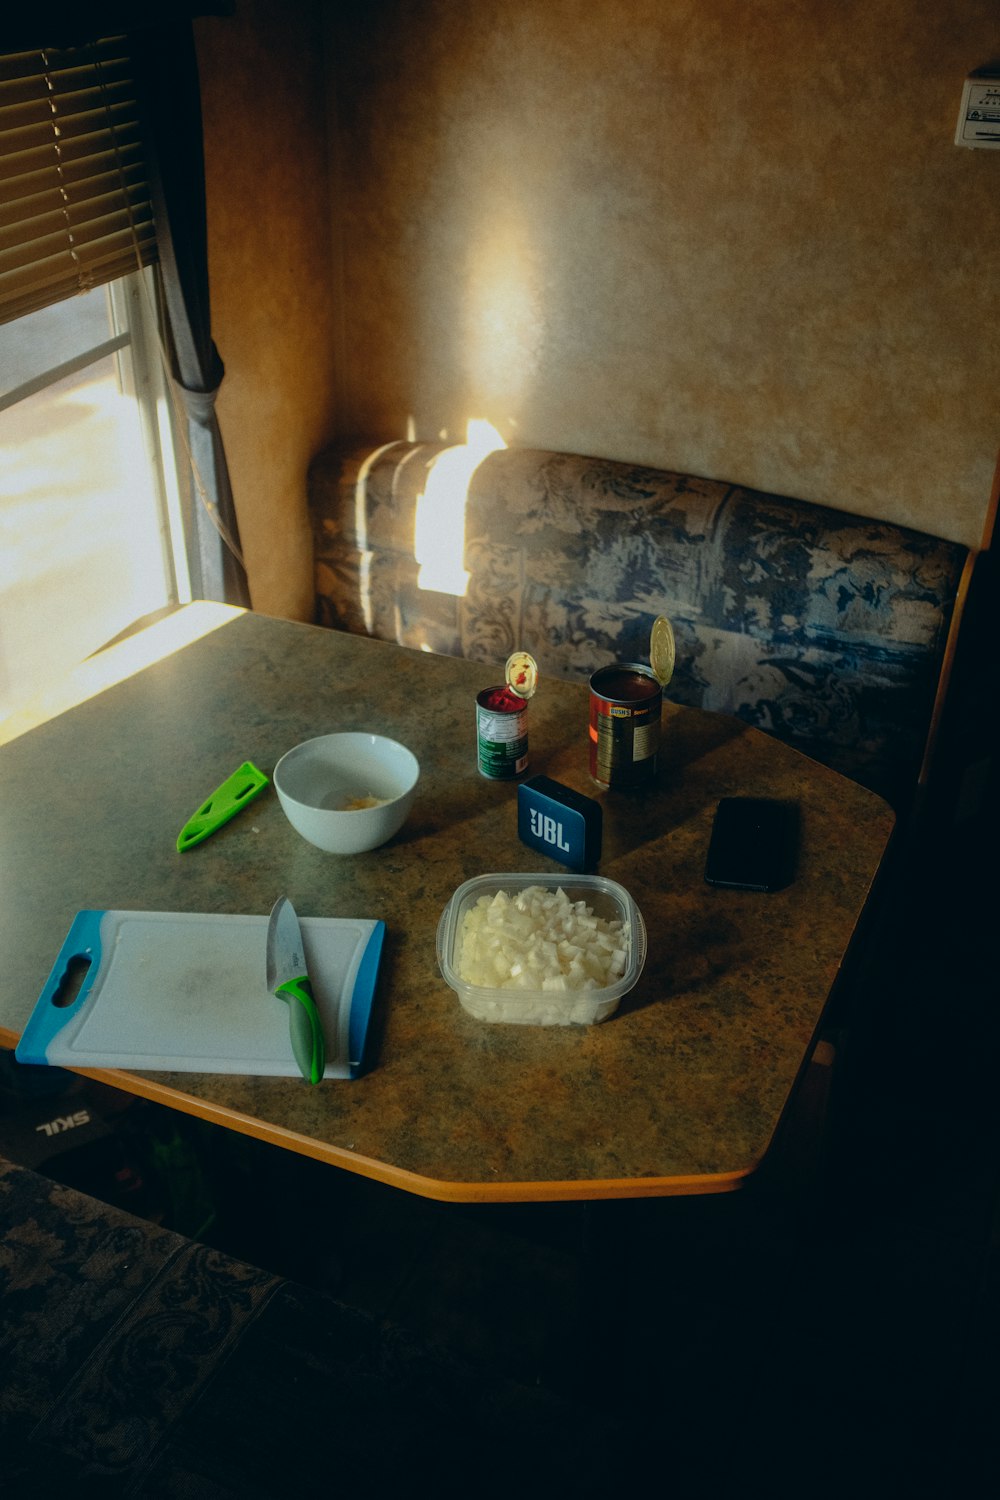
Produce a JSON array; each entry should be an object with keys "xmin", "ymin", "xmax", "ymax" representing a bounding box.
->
[
  {"xmin": 177, "ymin": 762, "xmax": 269, "ymax": 851},
  {"xmin": 275, "ymin": 975, "xmax": 326, "ymax": 1085}
]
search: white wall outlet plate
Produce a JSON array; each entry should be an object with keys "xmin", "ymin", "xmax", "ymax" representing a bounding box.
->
[{"xmin": 955, "ymin": 71, "xmax": 1000, "ymax": 149}]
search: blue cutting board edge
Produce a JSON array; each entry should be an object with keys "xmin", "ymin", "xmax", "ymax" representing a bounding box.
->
[{"xmin": 16, "ymin": 909, "xmax": 385, "ymax": 1080}]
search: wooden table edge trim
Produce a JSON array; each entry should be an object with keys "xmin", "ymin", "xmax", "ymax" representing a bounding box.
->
[{"xmin": 0, "ymin": 1045, "xmax": 753, "ymax": 1203}]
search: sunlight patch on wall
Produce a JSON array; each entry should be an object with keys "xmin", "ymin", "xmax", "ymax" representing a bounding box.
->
[
  {"xmin": 414, "ymin": 419, "xmax": 506, "ymax": 596},
  {"xmin": 462, "ymin": 209, "xmax": 543, "ymax": 402}
]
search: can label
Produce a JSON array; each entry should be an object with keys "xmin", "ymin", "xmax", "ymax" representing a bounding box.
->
[
  {"xmin": 477, "ymin": 687, "xmax": 529, "ymax": 779},
  {"xmin": 589, "ymin": 664, "xmax": 662, "ymax": 788}
]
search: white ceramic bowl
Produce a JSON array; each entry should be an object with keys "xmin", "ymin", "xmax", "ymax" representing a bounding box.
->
[{"xmin": 274, "ymin": 732, "xmax": 419, "ymax": 854}]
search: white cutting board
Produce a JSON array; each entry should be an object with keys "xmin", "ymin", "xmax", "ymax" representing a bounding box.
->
[{"xmin": 16, "ymin": 909, "xmax": 385, "ymax": 1079}]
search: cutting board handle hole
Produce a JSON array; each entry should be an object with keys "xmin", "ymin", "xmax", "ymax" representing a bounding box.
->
[{"xmin": 53, "ymin": 955, "xmax": 91, "ymax": 1009}]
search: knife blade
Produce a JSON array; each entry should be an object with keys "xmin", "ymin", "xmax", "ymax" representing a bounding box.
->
[{"xmin": 265, "ymin": 897, "xmax": 326, "ymax": 1084}]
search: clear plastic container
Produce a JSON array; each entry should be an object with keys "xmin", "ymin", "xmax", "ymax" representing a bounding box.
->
[{"xmin": 436, "ymin": 873, "xmax": 646, "ymax": 1026}]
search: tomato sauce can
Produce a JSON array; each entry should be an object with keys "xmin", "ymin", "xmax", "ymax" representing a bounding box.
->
[
  {"xmin": 589, "ymin": 662, "xmax": 663, "ymax": 788},
  {"xmin": 476, "ymin": 686, "xmax": 529, "ymax": 779},
  {"xmin": 476, "ymin": 652, "xmax": 538, "ymax": 780}
]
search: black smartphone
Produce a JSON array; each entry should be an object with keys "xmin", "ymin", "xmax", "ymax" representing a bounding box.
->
[{"xmin": 704, "ymin": 797, "xmax": 798, "ymax": 892}]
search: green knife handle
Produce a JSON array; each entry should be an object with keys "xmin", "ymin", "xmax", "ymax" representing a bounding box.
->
[{"xmin": 275, "ymin": 976, "xmax": 325, "ymax": 1085}]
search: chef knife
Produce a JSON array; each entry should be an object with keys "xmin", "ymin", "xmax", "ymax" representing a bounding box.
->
[{"xmin": 265, "ymin": 897, "xmax": 326, "ymax": 1084}]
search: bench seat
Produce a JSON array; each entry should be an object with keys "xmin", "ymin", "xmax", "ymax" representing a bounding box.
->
[
  {"xmin": 0, "ymin": 1153, "xmax": 620, "ymax": 1495},
  {"xmin": 310, "ymin": 440, "xmax": 970, "ymax": 807}
]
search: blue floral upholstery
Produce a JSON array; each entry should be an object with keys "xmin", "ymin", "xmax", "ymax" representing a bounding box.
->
[{"xmin": 309, "ymin": 441, "xmax": 969, "ymax": 806}]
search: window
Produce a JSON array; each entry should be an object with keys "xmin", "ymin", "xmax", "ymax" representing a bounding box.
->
[
  {"xmin": 0, "ymin": 266, "xmax": 190, "ymax": 721},
  {"xmin": 1, "ymin": 26, "xmax": 247, "ymax": 727}
]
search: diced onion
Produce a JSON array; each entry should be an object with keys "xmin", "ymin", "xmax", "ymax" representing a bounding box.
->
[{"xmin": 457, "ymin": 886, "xmax": 628, "ymax": 997}]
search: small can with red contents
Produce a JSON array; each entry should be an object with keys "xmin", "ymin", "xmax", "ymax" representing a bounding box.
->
[{"xmin": 476, "ymin": 652, "xmax": 538, "ymax": 779}]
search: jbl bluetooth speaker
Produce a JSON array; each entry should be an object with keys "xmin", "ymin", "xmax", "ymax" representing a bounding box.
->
[{"xmin": 517, "ymin": 776, "xmax": 602, "ymax": 871}]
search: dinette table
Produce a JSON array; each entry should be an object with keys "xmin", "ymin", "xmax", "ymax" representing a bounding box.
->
[{"xmin": 0, "ymin": 603, "xmax": 895, "ymax": 1202}]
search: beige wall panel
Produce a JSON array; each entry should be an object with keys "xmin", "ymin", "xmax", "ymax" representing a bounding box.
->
[
  {"xmin": 196, "ymin": 1, "xmax": 337, "ymax": 618},
  {"xmin": 329, "ymin": 0, "xmax": 999, "ymax": 548}
]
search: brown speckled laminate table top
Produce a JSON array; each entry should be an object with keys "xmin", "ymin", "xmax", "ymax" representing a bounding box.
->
[{"xmin": 0, "ymin": 607, "xmax": 895, "ymax": 1200}]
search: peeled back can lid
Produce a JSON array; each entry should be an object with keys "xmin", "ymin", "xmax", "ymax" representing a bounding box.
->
[
  {"xmin": 505, "ymin": 651, "xmax": 538, "ymax": 700},
  {"xmin": 650, "ymin": 615, "xmax": 675, "ymax": 687}
]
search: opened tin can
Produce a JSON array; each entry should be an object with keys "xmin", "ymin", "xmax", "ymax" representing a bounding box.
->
[
  {"xmin": 588, "ymin": 616, "xmax": 675, "ymax": 789},
  {"xmin": 589, "ymin": 663, "xmax": 663, "ymax": 788},
  {"xmin": 476, "ymin": 651, "xmax": 538, "ymax": 779}
]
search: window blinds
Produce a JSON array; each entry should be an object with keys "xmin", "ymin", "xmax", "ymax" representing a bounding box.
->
[{"xmin": 0, "ymin": 36, "xmax": 156, "ymax": 327}]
